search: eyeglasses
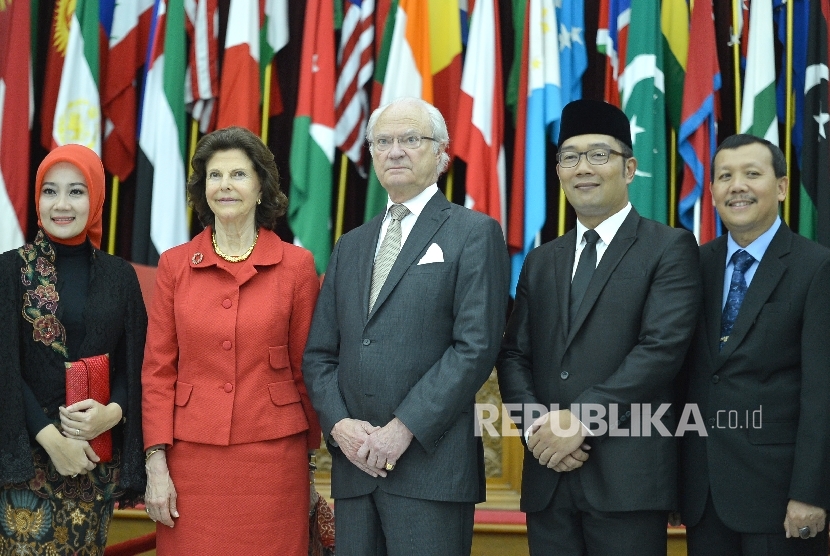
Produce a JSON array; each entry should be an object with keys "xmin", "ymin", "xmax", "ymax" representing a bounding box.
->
[
  {"xmin": 371, "ymin": 134, "xmax": 436, "ymax": 152},
  {"xmin": 556, "ymin": 148, "xmax": 626, "ymax": 168}
]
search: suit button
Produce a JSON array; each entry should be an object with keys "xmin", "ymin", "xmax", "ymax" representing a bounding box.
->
[
  {"xmin": 560, "ymin": 371, "xmax": 569, "ymax": 380},
  {"xmin": 222, "ymin": 299, "xmax": 232, "ymax": 309},
  {"xmin": 224, "ymin": 383, "xmax": 233, "ymax": 393},
  {"xmin": 362, "ymin": 339, "xmax": 371, "ymax": 346},
  {"xmin": 711, "ymin": 375, "xmax": 720, "ymax": 384},
  {"xmin": 707, "ymin": 417, "xmax": 715, "ymax": 426},
  {"xmin": 222, "ymin": 340, "xmax": 232, "ymax": 350}
]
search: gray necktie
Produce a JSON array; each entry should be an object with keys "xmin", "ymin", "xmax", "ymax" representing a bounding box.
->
[{"xmin": 369, "ymin": 204, "xmax": 410, "ymax": 313}]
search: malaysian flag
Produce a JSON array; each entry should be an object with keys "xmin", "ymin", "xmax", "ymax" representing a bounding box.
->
[{"xmin": 335, "ymin": 0, "xmax": 375, "ymax": 175}]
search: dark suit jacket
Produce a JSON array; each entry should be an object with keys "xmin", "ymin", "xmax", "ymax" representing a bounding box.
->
[
  {"xmin": 303, "ymin": 193, "xmax": 510, "ymax": 503},
  {"xmin": 498, "ymin": 208, "xmax": 701, "ymax": 513},
  {"xmin": 679, "ymin": 224, "xmax": 830, "ymax": 533}
]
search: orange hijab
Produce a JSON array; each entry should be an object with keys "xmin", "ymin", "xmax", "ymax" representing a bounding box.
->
[{"xmin": 35, "ymin": 144, "xmax": 106, "ymax": 248}]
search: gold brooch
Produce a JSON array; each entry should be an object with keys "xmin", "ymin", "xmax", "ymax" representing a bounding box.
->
[{"xmin": 192, "ymin": 252, "xmax": 204, "ymax": 265}]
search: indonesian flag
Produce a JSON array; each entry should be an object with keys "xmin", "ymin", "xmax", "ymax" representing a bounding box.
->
[
  {"xmin": 216, "ymin": 0, "xmax": 260, "ymax": 135},
  {"xmin": 0, "ymin": 0, "xmax": 32, "ymax": 251},
  {"xmin": 456, "ymin": 0, "xmax": 505, "ymax": 233}
]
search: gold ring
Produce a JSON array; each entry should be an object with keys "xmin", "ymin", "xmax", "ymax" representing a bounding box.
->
[{"xmin": 384, "ymin": 462, "xmax": 395, "ymax": 471}]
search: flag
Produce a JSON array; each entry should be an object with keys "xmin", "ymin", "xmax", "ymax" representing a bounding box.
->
[
  {"xmin": 678, "ymin": 0, "xmax": 721, "ymax": 244},
  {"xmin": 508, "ymin": 0, "xmax": 561, "ymax": 294},
  {"xmin": 620, "ymin": 0, "xmax": 667, "ymax": 223},
  {"xmin": 456, "ymin": 0, "xmax": 506, "ymax": 232},
  {"xmin": 40, "ymin": 0, "xmax": 73, "ymax": 150},
  {"xmin": 799, "ymin": 0, "xmax": 830, "ymax": 245},
  {"xmin": 429, "ymin": 0, "xmax": 462, "ymax": 157},
  {"xmin": 102, "ymin": 0, "xmax": 153, "ymax": 179},
  {"xmin": 364, "ymin": 0, "xmax": 431, "ymax": 221},
  {"xmin": 661, "ymin": 0, "xmax": 688, "ymax": 132},
  {"xmin": 335, "ymin": 0, "xmax": 375, "ymax": 173},
  {"xmin": 555, "ymin": 0, "xmax": 588, "ymax": 139},
  {"xmin": 52, "ymin": 0, "xmax": 101, "ymax": 152},
  {"xmin": 185, "ymin": 0, "xmax": 219, "ymax": 133},
  {"xmin": 597, "ymin": 0, "xmax": 630, "ymax": 107},
  {"xmin": 288, "ymin": 0, "xmax": 336, "ymax": 274},
  {"xmin": 740, "ymin": 0, "xmax": 778, "ymax": 143},
  {"xmin": 506, "ymin": 0, "xmax": 526, "ymax": 123},
  {"xmin": 216, "ymin": 0, "xmax": 260, "ymax": 135},
  {"xmin": 0, "ymin": 0, "xmax": 31, "ymax": 251},
  {"xmin": 459, "ymin": 0, "xmax": 472, "ymax": 45},
  {"xmin": 259, "ymin": 0, "xmax": 288, "ymax": 120},
  {"xmin": 132, "ymin": 0, "xmax": 189, "ymax": 264}
]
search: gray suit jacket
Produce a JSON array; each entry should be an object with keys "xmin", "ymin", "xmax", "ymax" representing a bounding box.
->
[
  {"xmin": 498, "ymin": 209, "xmax": 701, "ymax": 513},
  {"xmin": 303, "ymin": 193, "xmax": 510, "ymax": 503},
  {"xmin": 679, "ymin": 225, "xmax": 830, "ymax": 532}
]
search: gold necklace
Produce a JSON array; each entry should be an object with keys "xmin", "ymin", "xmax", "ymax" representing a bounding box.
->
[{"xmin": 212, "ymin": 229, "xmax": 259, "ymax": 262}]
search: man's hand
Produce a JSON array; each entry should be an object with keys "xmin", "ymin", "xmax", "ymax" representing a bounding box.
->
[
  {"xmin": 357, "ymin": 417, "xmax": 414, "ymax": 472},
  {"xmin": 784, "ymin": 499, "xmax": 827, "ymax": 539},
  {"xmin": 549, "ymin": 443, "xmax": 591, "ymax": 472},
  {"xmin": 331, "ymin": 418, "xmax": 386, "ymax": 477},
  {"xmin": 528, "ymin": 410, "xmax": 586, "ymax": 467}
]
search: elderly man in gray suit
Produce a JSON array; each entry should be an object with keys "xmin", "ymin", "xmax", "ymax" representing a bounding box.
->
[{"xmin": 302, "ymin": 97, "xmax": 510, "ymax": 555}]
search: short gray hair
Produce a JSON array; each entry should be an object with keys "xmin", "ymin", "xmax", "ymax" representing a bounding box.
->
[{"xmin": 366, "ymin": 97, "xmax": 451, "ymax": 175}]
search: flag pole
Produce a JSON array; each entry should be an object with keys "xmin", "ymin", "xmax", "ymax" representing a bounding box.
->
[
  {"xmin": 261, "ymin": 61, "xmax": 273, "ymax": 144},
  {"xmin": 107, "ymin": 176, "xmax": 120, "ymax": 254},
  {"xmin": 335, "ymin": 154, "xmax": 348, "ymax": 242},
  {"xmin": 187, "ymin": 119, "xmax": 199, "ymax": 229},
  {"xmin": 732, "ymin": 0, "xmax": 742, "ymax": 131},
  {"xmin": 558, "ymin": 188, "xmax": 566, "ymax": 237},
  {"xmin": 783, "ymin": 0, "xmax": 794, "ymax": 224},
  {"xmin": 445, "ymin": 164, "xmax": 454, "ymax": 202},
  {"xmin": 669, "ymin": 129, "xmax": 677, "ymax": 227}
]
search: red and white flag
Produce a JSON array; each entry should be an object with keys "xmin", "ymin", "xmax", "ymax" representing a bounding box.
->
[
  {"xmin": 185, "ymin": 0, "xmax": 219, "ymax": 133},
  {"xmin": 216, "ymin": 0, "xmax": 260, "ymax": 134}
]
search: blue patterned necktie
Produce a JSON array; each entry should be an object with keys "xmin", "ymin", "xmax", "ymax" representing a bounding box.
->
[{"xmin": 720, "ymin": 249, "xmax": 756, "ymax": 350}]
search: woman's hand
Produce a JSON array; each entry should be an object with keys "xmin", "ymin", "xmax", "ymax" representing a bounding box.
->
[
  {"xmin": 59, "ymin": 400, "xmax": 122, "ymax": 442},
  {"xmin": 35, "ymin": 424, "xmax": 99, "ymax": 476},
  {"xmin": 145, "ymin": 448, "xmax": 178, "ymax": 528}
]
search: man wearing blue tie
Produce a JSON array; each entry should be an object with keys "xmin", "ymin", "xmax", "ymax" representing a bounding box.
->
[{"xmin": 679, "ymin": 134, "xmax": 830, "ymax": 555}]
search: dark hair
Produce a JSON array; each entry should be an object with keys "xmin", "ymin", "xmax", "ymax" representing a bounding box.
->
[
  {"xmin": 187, "ymin": 126, "xmax": 287, "ymax": 230},
  {"xmin": 711, "ymin": 134, "xmax": 787, "ymax": 180}
]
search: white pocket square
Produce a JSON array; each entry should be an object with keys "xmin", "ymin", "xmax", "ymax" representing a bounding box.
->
[{"xmin": 417, "ymin": 243, "xmax": 444, "ymax": 265}]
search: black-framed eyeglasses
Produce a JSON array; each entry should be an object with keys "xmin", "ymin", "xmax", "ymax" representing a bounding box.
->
[
  {"xmin": 371, "ymin": 135, "xmax": 436, "ymax": 152},
  {"xmin": 556, "ymin": 148, "xmax": 626, "ymax": 168}
]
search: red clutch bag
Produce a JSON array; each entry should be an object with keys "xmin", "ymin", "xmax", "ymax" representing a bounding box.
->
[{"xmin": 65, "ymin": 354, "xmax": 112, "ymax": 462}]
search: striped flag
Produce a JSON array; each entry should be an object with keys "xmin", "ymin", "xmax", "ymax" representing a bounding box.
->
[
  {"xmin": 597, "ymin": 0, "xmax": 630, "ymax": 107},
  {"xmin": 217, "ymin": 0, "xmax": 260, "ymax": 134},
  {"xmin": 799, "ymin": 0, "xmax": 830, "ymax": 245},
  {"xmin": 620, "ymin": 0, "xmax": 667, "ymax": 223},
  {"xmin": 132, "ymin": 0, "xmax": 189, "ymax": 264},
  {"xmin": 775, "ymin": 0, "xmax": 807, "ymax": 161},
  {"xmin": 429, "ymin": 0, "xmax": 462, "ymax": 158},
  {"xmin": 678, "ymin": 0, "xmax": 721, "ymax": 244},
  {"xmin": 0, "ymin": 0, "xmax": 31, "ymax": 251},
  {"xmin": 288, "ymin": 0, "xmax": 336, "ymax": 274},
  {"xmin": 185, "ymin": 0, "xmax": 219, "ymax": 133},
  {"xmin": 52, "ymin": 0, "xmax": 101, "ymax": 153},
  {"xmin": 335, "ymin": 0, "xmax": 375, "ymax": 173},
  {"xmin": 456, "ymin": 0, "xmax": 505, "ymax": 232},
  {"xmin": 661, "ymin": 0, "xmax": 688, "ymax": 132},
  {"xmin": 102, "ymin": 0, "xmax": 154, "ymax": 179},
  {"xmin": 508, "ymin": 0, "xmax": 561, "ymax": 294},
  {"xmin": 740, "ymin": 0, "xmax": 778, "ymax": 143}
]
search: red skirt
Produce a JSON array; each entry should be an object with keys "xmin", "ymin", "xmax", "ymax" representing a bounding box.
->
[{"xmin": 156, "ymin": 434, "xmax": 309, "ymax": 556}]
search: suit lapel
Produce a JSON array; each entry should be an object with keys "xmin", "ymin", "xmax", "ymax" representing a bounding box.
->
[
  {"xmin": 367, "ymin": 194, "xmax": 451, "ymax": 319},
  {"xmin": 554, "ymin": 231, "xmax": 576, "ymax": 347},
  {"xmin": 359, "ymin": 215, "xmax": 385, "ymax": 323},
  {"xmin": 716, "ymin": 226, "xmax": 791, "ymax": 363},
  {"xmin": 565, "ymin": 209, "xmax": 639, "ymax": 349},
  {"xmin": 701, "ymin": 237, "xmax": 728, "ymax": 366}
]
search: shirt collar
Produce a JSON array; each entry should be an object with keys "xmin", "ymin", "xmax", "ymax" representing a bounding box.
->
[
  {"xmin": 384, "ymin": 184, "xmax": 439, "ymax": 220},
  {"xmin": 574, "ymin": 202, "xmax": 632, "ymax": 247},
  {"xmin": 726, "ymin": 216, "xmax": 781, "ymax": 265}
]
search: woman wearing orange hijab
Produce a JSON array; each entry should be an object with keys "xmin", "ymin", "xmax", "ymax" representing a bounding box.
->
[{"xmin": 0, "ymin": 144, "xmax": 147, "ymax": 554}]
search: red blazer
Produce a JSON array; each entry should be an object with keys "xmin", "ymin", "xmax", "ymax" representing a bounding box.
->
[{"xmin": 142, "ymin": 228, "xmax": 322, "ymax": 451}]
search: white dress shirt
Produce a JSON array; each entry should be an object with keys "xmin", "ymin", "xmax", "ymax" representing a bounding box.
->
[
  {"xmin": 374, "ymin": 184, "xmax": 439, "ymax": 259},
  {"xmin": 572, "ymin": 202, "xmax": 633, "ymax": 278}
]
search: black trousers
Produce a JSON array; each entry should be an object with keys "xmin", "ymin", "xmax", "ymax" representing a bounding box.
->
[
  {"xmin": 687, "ymin": 492, "xmax": 828, "ymax": 556},
  {"xmin": 335, "ymin": 487, "xmax": 475, "ymax": 556},
  {"xmin": 526, "ymin": 471, "xmax": 668, "ymax": 556}
]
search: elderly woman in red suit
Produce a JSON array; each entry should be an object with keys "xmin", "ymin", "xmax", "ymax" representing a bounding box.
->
[
  {"xmin": 142, "ymin": 126, "xmax": 322, "ymax": 555},
  {"xmin": 0, "ymin": 145, "xmax": 147, "ymax": 554}
]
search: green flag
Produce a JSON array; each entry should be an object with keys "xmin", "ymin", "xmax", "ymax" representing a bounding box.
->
[{"xmin": 621, "ymin": 0, "xmax": 667, "ymax": 223}]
